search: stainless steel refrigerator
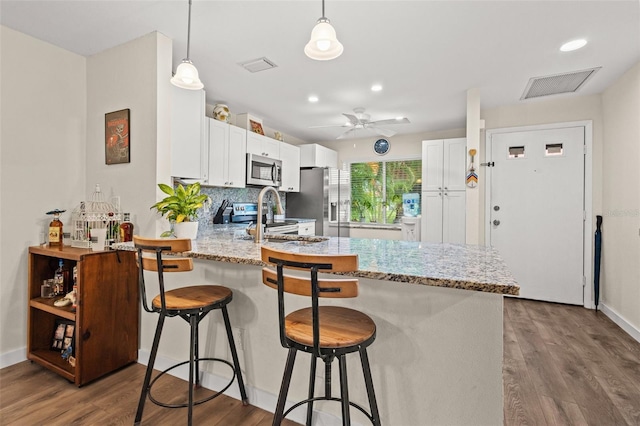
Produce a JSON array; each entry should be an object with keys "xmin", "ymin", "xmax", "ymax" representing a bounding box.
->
[{"xmin": 286, "ymin": 168, "xmax": 351, "ymax": 237}]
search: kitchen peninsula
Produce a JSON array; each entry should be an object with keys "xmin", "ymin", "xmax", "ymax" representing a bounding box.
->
[{"xmin": 123, "ymin": 226, "xmax": 518, "ymax": 425}]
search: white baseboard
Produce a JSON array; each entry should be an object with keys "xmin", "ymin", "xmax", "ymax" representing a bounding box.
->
[
  {"xmin": 0, "ymin": 347, "xmax": 26, "ymax": 369},
  {"xmin": 600, "ymin": 303, "xmax": 640, "ymax": 344},
  {"xmin": 138, "ymin": 350, "xmax": 356, "ymax": 426}
]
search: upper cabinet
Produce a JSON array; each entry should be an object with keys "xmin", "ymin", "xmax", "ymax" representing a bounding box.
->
[
  {"xmin": 279, "ymin": 142, "xmax": 300, "ymax": 192},
  {"xmin": 208, "ymin": 118, "xmax": 246, "ymax": 188},
  {"xmin": 422, "ymin": 138, "xmax": 467, "ymax": 192},
  {"xmin": 247, "ymin": 132, "xmax": 280, "ymax": 158},
  {"xmin": 299, "ymin": 144, "xmax": 338, "ymax": 169},
  {"xmin": 170, "ymin": 86, "xmax": 207, "ymax": 180}
]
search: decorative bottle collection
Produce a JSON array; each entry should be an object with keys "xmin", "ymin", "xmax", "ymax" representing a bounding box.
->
[{"xmin": 53, "ymin": 259, "xmax": 70, "ymax": 296}]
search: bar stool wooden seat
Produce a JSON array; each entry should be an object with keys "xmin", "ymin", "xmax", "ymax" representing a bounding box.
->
[
  {"xmin": 134, "ymin": 236, "xmax": 248, "ymax": 426},
  {"xmin": 261, "ymin": 246, "xmax": 381, "ymax": 426}
]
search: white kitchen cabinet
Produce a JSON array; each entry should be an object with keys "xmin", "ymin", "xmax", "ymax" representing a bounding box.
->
[
  {"xmin": 207, "ymin": 118, "xmax": 246, "ymax": 188},
  {"xmin": 422, "ymin": 138, "xmax": 467, "ymax": 192},
  {"xmin": 299, "ymin": 144, "xmax": 338, "ymax": 168},
  {"xmin": 171, "ymin": 86, "xmax": 207, "ymax": 180},
  {"xmin": 279, "ymin": 142, "xmax": 300, "ymax": 192},
  {"xmin": 246, "ymin": 132, "xmax": 280, "ymax": 158},
  {"xmin": 298, "ymin": 222, "xmax": 315, "ymax": 236},
  {"xmin": 421, "ymin": 138, "xmax": 466, "ymax": 243}
]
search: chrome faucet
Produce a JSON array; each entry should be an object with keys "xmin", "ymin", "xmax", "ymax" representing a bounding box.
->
[{"xmin": 255, "ymin": 186, "xmax": 283, "ymax": 243}]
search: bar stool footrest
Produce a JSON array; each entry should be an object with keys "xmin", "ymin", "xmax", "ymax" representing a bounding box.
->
[
  {"xmin": 283, "ymin": 396, "xmax": 376, "ymax": 425},
  {"xmin": 148, "ymin": 357, "xmax": 238, "ymax": 408}
]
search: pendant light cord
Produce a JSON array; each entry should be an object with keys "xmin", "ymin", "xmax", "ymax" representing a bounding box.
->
[
  {"xmin": 321, "ymin": 0, "xmax": 326, "ymax": 19},
  {"xmin": 186, "ymin": 0, "xmax": 193, "ymax": 59}
]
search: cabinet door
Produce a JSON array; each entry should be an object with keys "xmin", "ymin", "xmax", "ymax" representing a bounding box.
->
[
  {"xmin": 421, "ymin": 191, "xmax": 443, "ymax": 243},
  {"xmin": 226, "ymin": 125, "xmax": 247, "ymax": 188},
  {"xmin": 298, "ymin": 222, "xmax": 315, "ymax": 236},
  {"xmin": 443, "ymin": 138, "xmax": 467, "ymax": 191},
  {"xmin": 279, "ymin": 142, "xmax": 300, "ymax": 192},
  {"xmin": 246, "ymin": 132, "xmax": 280, "ymax": 158},
  {"xmin": 171, "ymin": 86, "xmax": 206, "ymax": 179},
  {"xmin": 207, "ymin": 118, "xmax": 229, "ymax": 186},
  {"xmin": 422, "ymin": 140, "xmax": 444, "ymax": 192},
  {"xmin": 443, "ymin": 191, "xmax": 466, "ymax": 244}
]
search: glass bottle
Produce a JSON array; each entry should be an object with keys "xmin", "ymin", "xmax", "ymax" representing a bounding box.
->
[
  {"xmin": 119, "ymin": 213, "xmax": 134, "ymax": 242},
  {"xmin": 47, "ymin": 209, "xmax": 65, "ymax": 247},
  {"xmin": 54, "ymin": 259, "xmax": 70, "ymax": 295}
]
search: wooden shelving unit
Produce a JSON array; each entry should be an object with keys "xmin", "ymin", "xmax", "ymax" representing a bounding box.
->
[{"xmin": 27, "ymin": 245, "xmax": 138, "ymax": 386}]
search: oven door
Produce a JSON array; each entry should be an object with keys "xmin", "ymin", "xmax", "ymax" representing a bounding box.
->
[{"xmin": 246, "ymin": 154, "xmax": 282, "ymax": 186}]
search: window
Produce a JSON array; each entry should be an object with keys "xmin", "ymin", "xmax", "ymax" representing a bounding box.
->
[{"xmin": 350, "ymin": 159, "xmax": 422, "ymax": 224}]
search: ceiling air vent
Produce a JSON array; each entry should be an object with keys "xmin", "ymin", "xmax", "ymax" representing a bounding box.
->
[
  {"xmin": 521, "ymin": 67, "xmax": 601, "ymax": 100},
  {"xmin": 239, "ymin": 57, "xmax": 278, "ymax": 73}
]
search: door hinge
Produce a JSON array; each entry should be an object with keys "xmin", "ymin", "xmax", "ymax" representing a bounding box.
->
[
  {"xmin": 583, "ymin": 276, "xmax": 586, "ymax": 287},
  {"xmin": 583, "ymin": 145, "xmax": 587, "ymax": 155},
  {"xmin": 481, "ymin": 162, "xmax": 495, "ymax": 167}
]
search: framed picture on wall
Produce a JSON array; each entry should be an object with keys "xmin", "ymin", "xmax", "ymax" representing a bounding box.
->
[{"xmin": 105, "ymin": 108, "xmax": 130, "ymax": 165}]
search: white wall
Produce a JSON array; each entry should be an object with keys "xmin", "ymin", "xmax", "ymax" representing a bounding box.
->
[
  {"xmin": 0, "ymin": 26, "xmax": 87, "ymax": 362},
  {"xmin": 86, "ymin": 32, "xmax": 172, "ymax": 239},
  {"xmin": 600, "ymin": 62, "xmax": 640, "ymax": 335}
]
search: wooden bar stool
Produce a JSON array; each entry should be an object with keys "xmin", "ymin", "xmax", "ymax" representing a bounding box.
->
[
  {"xmin": 133, "ymin": 236, "xmax": 248, "ymax": 426},
  {"xmin": 260, "ymin": 246, "xmax": 381, "ymax": 426}
]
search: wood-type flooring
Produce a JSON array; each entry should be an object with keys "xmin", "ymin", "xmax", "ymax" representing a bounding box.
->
[{"xmin": 1, "ymin": 298, "xmax": 639, "ymax": 425}]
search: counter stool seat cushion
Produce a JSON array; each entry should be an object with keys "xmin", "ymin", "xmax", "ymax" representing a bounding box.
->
[
  {"xmin": 286, "ymin": 306, "xmax": 376, "ymax": 349},
  {"xmin": 152, "ymin": 285, "xmax": 232, "ymax": 312}
]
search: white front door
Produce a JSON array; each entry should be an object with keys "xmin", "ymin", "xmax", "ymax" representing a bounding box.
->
[{"xmin": 488, "ymin": 126, "xmax": 585, "ymax": 305}]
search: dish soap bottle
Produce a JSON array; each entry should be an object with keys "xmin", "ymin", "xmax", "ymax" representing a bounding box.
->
[{"xmin": 46, "ymin": 209, "xmax": 66, "ymax": 248}]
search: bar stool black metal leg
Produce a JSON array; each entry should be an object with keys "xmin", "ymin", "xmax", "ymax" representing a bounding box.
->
[
  {"xmin": 135, "ymin": 313, "xmax": 166, "ymax": 425},
  {"xmin": 360, "ymin": 348, "xmax": 380, "ymax": 426},
  {"xmin": 306, "ymin": 355, "xmax": 317, "ymax": 426},
  {"xmin": 188, "ymin": 314, "xmax": 197, "ymax": 426},
  {"xmin": 273, "ymin": 347, "xmax": 297, "ymax": 426},
  {"xmin": 222, "ymin": 306, "xmax": 249, "ymax": 404},
  {"xmin": 324, "ymin": 357, "xmax": 332, "ymax": 398},
  {"xmin": 338, "ymin": 355, "xmax": 351, "ymax": 426},
  {"xmin": 194, "ymin": 313, "xmax": 200, "ymax": 388}
]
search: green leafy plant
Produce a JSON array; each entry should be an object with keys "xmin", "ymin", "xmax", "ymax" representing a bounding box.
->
[{"xmin": 150, "ymin": 182, "xmax": 208, "ymax": 223}]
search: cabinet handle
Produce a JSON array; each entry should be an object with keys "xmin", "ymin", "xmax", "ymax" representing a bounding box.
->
[
  {"xmin": 82, "ymin": 330, "xmax": 91, "ymax": 341},
  {"xmin": 444, "ymin": 187, "xmax": 448, "ymax": 190},
  {"xmin": 444, "ymin": 193, "xmax": 448, "ymax": 196},
  {"xmin": 229, "ymin": 181, "xmax": 233, "ymax": 185}
]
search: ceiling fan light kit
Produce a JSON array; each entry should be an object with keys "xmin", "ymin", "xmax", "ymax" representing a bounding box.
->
[
  {"xmin": 171, "ymin": 0, "xmax": 204, "ymax": 90},
  {"xmin": 305, "ymin": 0, "xmax": 343, "ymax": 61}
]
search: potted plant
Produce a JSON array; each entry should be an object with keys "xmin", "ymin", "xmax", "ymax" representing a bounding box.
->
[{"xmin": 150, "ymin": 182, "xmax": 208, "ymax": 239}]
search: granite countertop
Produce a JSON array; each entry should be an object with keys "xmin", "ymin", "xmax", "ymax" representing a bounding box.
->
[{"xmin": 121, "ymin": 225, "xmax": 519, "ymax": 295}]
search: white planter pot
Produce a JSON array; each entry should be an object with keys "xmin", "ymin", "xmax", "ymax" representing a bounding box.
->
[{"xmin": 174, "ymin": 221, "xmax": 199, "ymax": 240}]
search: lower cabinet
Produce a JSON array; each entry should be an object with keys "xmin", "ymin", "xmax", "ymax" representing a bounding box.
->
[
  {"xmin": 421, "ymin": 191, "xmax": 465, "ymax": 243},
  {"xmin": 27, "ymin": 246, "xmax": 138, "ymax": 386}
]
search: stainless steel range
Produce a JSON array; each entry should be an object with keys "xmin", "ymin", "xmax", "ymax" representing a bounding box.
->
[{"xmin": 231, "ymin": 203, "xmax": 299, "ymax": 235}]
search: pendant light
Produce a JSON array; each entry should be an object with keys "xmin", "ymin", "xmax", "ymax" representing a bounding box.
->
[
  {"xmin": 304, "ymin": 0, "xmax": 344, "ymax": 61},
  {"xmin": 171, "ymin": 0, "xmax": 204, "ymax": 90}
]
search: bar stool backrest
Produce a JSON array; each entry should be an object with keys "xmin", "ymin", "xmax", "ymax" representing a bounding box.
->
[
  {"xmin": 260, "ymin": 246, "xmax": 359, "ymax": 353},
  {"xmin": 133, "ymin": 236, "xmax": 193, "ymax": 315}
]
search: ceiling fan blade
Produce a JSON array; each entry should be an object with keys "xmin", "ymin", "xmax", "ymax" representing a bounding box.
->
[
  {"xmin": 369, "ymin": 117, "xmax": 411, "ymax": 126},
  {"xmin": 342, "ymin": 113, "xmax": 360, "ymax": 126},
  {"xmin": 309, "ymin": 124, "xmax": 351, "ymax": 129},
  {"xmin": 336, "ymin": 128, "xmax": 356, "ymax": 139},
  {"xmin": 371, "ymin": 127, "xmax": 396, "ymax": 138}
]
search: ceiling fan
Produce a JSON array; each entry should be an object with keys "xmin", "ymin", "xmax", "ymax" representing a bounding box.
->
[{"xmin": 311, "ymin": 107, "xmax": 410, "ymax": 139}]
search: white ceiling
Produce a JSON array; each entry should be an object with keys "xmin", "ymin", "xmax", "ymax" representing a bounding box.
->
[{"xmin": 1, "ymin": 1, "xmax": 638, "ymax": 143}]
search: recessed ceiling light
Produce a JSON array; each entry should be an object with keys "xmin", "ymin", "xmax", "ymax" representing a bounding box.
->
[
  {"xmin": 395, "ymin": 116, "xmax": 404, "ymax": 120},
  {"xmin": 560, "ymin": 39, "xmax": 587, "ymax": 52},
  {"xmin": 371, "ymin": 84, "xmax": 383, "ymax": 92},
  {"xmin": 308, "ymin": 95, "xmax": 319, "ymax": 103}
]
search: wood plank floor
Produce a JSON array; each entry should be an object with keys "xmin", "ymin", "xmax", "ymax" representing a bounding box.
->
[
  {"xmin": 2, "ymin": 298, "xmax": 639, "ymax": 425},
  {"xmin": 504, "ymin": 298, "xmax": 640, "ymax": 426}
]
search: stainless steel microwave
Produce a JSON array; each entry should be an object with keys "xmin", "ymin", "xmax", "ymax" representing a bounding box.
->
[{"xmin": 246, "ymin": 153, "xmax": 282, "ymax": 187}]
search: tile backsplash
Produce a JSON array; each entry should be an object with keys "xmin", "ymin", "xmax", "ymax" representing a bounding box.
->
[{"xmin": 198, "ymin": 186, "xmax": 287, "ymax": 234}]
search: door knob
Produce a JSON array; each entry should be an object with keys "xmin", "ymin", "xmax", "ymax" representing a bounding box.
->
[
  {"xmin": 494, "ymin": 205, "xmax": 500, "ymax": 211},
  {"xmin": 493, "ymin": 220, "xmax": 501, "ymax": 226}
]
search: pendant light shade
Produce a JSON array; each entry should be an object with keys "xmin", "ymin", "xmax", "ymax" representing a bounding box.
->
[
  {"xmin": 305, "ymin": 1, "xmax": 343, "ymax": 61},
  {"xmin": 171, "ymin": 0, "xmax": 203, "ymax": 90},
  {"xmin": 171, "ymin": 59, "xmax": 203, "ymax": 90}
]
